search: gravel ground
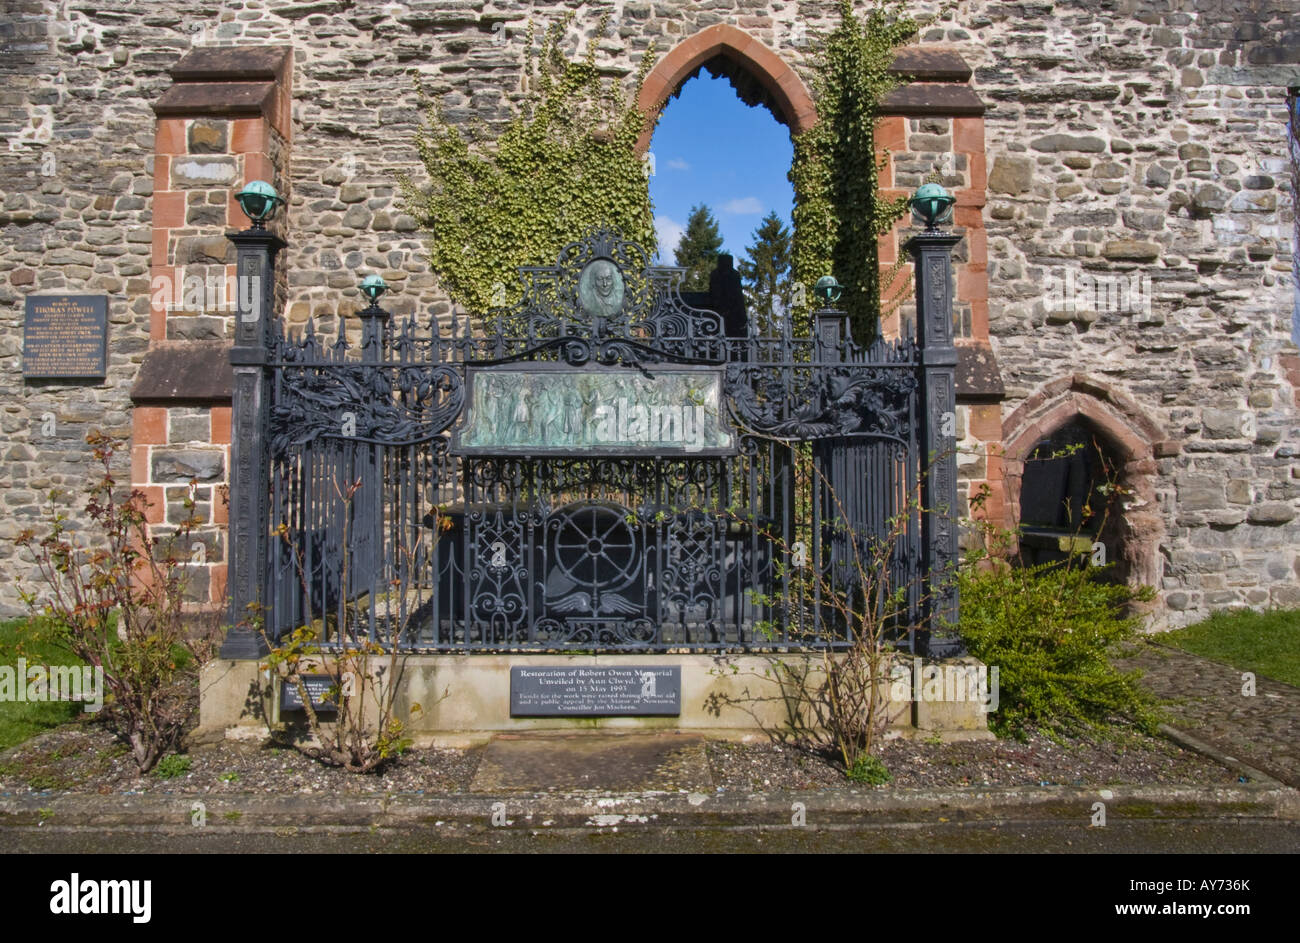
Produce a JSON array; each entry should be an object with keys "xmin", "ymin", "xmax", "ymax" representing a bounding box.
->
[
  {"xmin": 706, "ymin": 727, "xmax": 1240, "ymax": 791},
  {"xmin": 0, "ymin": 721, "xmax": 480, "ymax": 797},
  {"xmin": 0, "ymin": 716, "xmax": 1240, "ymax": 798}
]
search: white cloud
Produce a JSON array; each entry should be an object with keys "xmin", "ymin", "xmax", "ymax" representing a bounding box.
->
[
  {"xmin": 666, "ymin": 158, "xmax": 690, "ymax": 171},
  {"xmin": 722, "ymin": 196, "xmax": 763, "ymax": 215},
  {"xmin": 654, "ymin": 214, "xmax": 686, "ymax": 260}
]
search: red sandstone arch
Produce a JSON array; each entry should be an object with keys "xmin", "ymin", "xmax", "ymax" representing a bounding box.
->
[
  {"xmin": 635, "ymin": 24, "xmax": 817, "ymax": 153},
  {"xmin": 997, "ymin": 375, "xmax": 1167, "ymax": 588}
]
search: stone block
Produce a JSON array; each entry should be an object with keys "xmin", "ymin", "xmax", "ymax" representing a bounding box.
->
[
  {"xmin": 1226, "ymin": 479, "xmax": 1252, "ymax": 504},
  {"xmin": 1271, "ymin": 583, "xmax": 1300, "ymax": 607},
  {"xmin": 1247, "ymin": 502, "xmax": 1296, "ymax": 524},
  {"xmin": 1201, "ymin": 408, "xmax": 1246, "ymax": 439},
  {"xmin": 187, "ymin": 119, "xmax": 228, "ymax": 154},
  {"xmin": 176, "ymin": 236, "xmax": 234, "ymax": 265},
  {"xmin": 170, "ymin": 156, "xmax": 238, "ymax": 188},
  {"xmin": 152, "ymin": 449, "xmax": 225, "ymax": 482},
  {"xmin": 1190, "ymin": 184, "xmax": 1228, "ymax": 216},
  {"xmin": 1030, "ymin": 134, "xmax": 1107, "ymax": 153},
  {"xmin": 1101, "ymin": 240, "xmax": 1161, "ymax": 261},
  {"xmin": 168, "ymin": 409, "xmax": 211, "ymax": 444},
  {"xmin": 1177, "ymin": 474, "xmax": 1226, "ymax": 511}
]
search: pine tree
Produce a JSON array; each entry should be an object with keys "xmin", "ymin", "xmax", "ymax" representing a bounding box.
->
[
  {"xmin": 738, "ymin": 211, "xmax": 792, "ymax": 332},
  {"xmin": 673, "ymin": 203, "xmax": 724, "ymax": 292}
]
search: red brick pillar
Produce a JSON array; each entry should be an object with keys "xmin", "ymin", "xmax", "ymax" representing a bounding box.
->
[
  {"xmin": 876, "ymin": 50, "xmax": 1006, "ymax": 544},
  {"xmin": 130, "ymin": 46, "xmax": 291, "ymax": 609}
]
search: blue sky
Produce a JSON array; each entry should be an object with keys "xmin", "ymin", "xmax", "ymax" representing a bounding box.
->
[{"xmin": 648, "ymin": 74, "xmax": 794, "ymax": 263}]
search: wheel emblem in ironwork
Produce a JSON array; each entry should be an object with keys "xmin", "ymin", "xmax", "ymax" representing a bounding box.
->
[
  {"xmin": 544, "ymin": 501, "xmax": 643, "ymax": 617},
  {"xmin": 553, "ymin": 501, "xmax": 638, "ymax": 590}
]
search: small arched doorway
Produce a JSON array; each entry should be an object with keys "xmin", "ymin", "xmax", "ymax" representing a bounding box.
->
[
  {"xmin": 1000, "ymin": 377, "xmax": 1167, "ymax": 590},
  {"xmin": 1017, "ymin": 419, "xmax": 1130, "ymax": 581}
]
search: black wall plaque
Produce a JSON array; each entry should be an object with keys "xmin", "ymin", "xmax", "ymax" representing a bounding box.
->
[
  {"xmin": 23, "ymin": 294, "xmax": 108, "ymax": 378},
  {"xmin": 511, "ymin": 666, "xmax": 681, "ymax": 716},
  {"xmin": 280, "ymin": 675, "xmax": 340, "ymax": 713}
]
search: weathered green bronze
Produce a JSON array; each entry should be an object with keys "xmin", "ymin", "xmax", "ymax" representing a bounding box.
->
[
  {"xmin": 577, "ymin": 259, "xmax": 625, "ymax": 318},
  {"xmin": 360, "ymin": 274, "xmax": 387, "ymax": 302},
  {"xmin": 235, "ymin": 180, "xmax": 284, "ymax": 229},
  {"xmin": 909, "ymin": 182, "xmax": 955, "ymax": 231},
  {"xmin": 455, "ymin": 365, "xmax": 734, "ymax": 455},
  {"xmin": 814, "ymin": 275, "xmax": 842, "ymax": 305}
]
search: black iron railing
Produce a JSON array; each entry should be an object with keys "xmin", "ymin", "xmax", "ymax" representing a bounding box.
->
[{"xmin": 224, "ymin": 229, "xmax": 961, "ymax": 656}]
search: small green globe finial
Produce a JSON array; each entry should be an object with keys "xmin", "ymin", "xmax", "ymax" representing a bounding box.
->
[
  {"xmin": 360, "ymin": 274, "xmax": 388, "ymax": 304},
  {"xmin": 909, "ymin": 182, "xmax": 955, "ymax": 231},
  {"xmin": 813, "ymin": 275, "xmax": 842, "ymax": 306},
  {"xmin": 235, "ymin": 180, "xmax": 284, "ymax": 228}
]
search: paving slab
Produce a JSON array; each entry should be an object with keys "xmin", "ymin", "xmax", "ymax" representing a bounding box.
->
[{"xmin": 468, "ymin": 733, "xmax": 712, "ymax": 793}]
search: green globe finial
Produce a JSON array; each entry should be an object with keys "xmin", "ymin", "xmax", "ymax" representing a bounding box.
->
[
  {"xmin": 360, "ymin": 274, "xmax": 388, "ymax": 304},
  {"xmin": 235, "ymin": 180, "xmax": 284, "ymax": 228},
  {"xmin": 909, "ymin": 182, "xmax": 955, "ymax": 231},
  {"xmin": 813, "ymin": 275, "xmax": 842, "ymax": 306}
]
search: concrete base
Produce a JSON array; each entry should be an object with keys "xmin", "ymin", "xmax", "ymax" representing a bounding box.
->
[{"xmin": 197, "ymin": 651, "xmax": 995, "ymax": 745}]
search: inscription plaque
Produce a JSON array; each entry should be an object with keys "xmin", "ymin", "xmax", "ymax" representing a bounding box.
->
[
  {"xmin": 455, "ymin": 365, "xmax": 734, "ymax": 456},
  {"xmin": 280, "ymin": 675, "xmax": 340, "ymax": 713},
  {"xmin": 510, "ymin": 665, "xmax": 681, "ymax": 716},
  {"xmin": 23, "ymin": 294, "xmax": 108, "ymax": 378}
]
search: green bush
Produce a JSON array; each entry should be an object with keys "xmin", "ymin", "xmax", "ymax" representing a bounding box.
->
[
  {"xmin": 15, "ymin": 434, "xmax": 222, "ymax": 774},
  {"xmin": 845, "ymin": 753, "xmax": 891, "ymax": 785},
  {"xmin": 153, "ymin": 754, "xmax": 192, "ymax": 780},
  {"xmin": 957, "ymin": 552, "xmax": 1162, "ymax": 739}
]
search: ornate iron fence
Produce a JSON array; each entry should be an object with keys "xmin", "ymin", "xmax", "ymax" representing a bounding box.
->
[{"xmin": 220, "ymin": 229, "xmax": 963, "ymax": 657}]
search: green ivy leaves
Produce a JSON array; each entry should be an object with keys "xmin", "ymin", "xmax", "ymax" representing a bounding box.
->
[
  {"xmin": 401, "ymin": 19, "xmax": 657, "ymax": 318},
  {"xmin": 791, "ymin": 0, "xmax": 919, "ymax": 343}
]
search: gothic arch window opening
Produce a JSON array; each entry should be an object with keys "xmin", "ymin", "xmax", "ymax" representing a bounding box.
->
[{"xmin": 640, "ymin": 27, "xmax": 813, "ymax": 336}]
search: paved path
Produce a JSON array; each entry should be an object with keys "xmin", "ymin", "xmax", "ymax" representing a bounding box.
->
[
  {"xmin": 470, "ymin": 733, "xmax": 711, "ymax": 793},
  {"xmin": 1128, "ymin": 643, "xmax": 1300, "ymax": 787}
]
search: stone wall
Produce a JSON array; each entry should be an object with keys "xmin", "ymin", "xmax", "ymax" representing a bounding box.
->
[
  {"xmin": 1, "ymin": 0, "xmax": 1297, "ymax": 627},
  {"xmin": 943, "ymin": 0, "xmax": 1300, "ymax": 623}
]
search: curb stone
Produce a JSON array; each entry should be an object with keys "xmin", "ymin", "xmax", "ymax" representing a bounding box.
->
[
  {"xmin": 1, "ymin": 784, "xmax": 1295, "ymax": 830},
  {"xmin": 1158, "ymin": 723, "xmax": 1286, "ymax": 788}
]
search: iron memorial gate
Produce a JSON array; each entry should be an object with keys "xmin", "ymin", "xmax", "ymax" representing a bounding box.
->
[{"xmin": 219, "ymin": 228, "xmax": 963, "ymax": 659}]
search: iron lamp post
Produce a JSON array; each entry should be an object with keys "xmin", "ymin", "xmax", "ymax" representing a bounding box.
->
[
  {"xmin": 357, "ymin": 275, "xmax": 391, "ymax": 357},
  {"xmin": 221, "ymin": 181, "xmax": 287, "ymax": 658}
]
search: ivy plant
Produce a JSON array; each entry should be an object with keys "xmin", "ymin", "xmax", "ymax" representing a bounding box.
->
[
  {"xmin": 403, "ymin": 16, "xmax": 658, "ymax": 317},
  {"xmin": 790, "ymin": 0, "xmax": 921, "ymax": 342}
]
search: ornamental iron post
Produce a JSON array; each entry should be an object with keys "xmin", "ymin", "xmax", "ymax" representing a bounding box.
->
[
  {"xmin": 353, "ymin": 277, "xmax": 390, "ymax": 640},
  {"xmin": 220, "ymin": 184, "xmax": 286, "ymax": 659},
  {"xmin": 908, "ymin": 188, "xmax": 964, "ymax": 658},
  {"xmin": 813, "ymin": 297, "xmax": 855, "ymax": 634}
]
